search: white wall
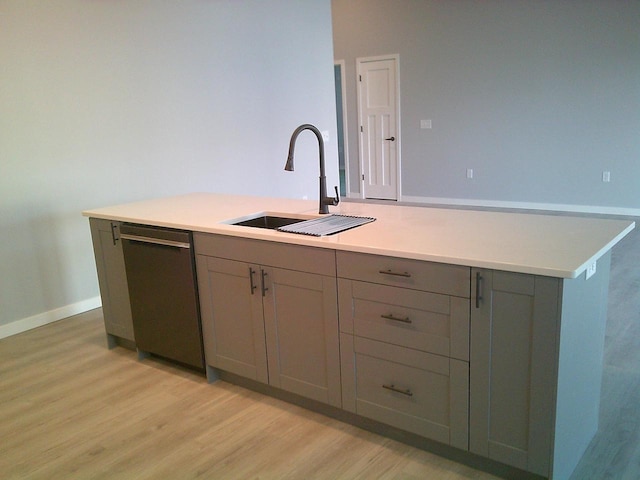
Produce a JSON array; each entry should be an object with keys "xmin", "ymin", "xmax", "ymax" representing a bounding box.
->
[
  {"xmin": 0, "ymin": 0, "xmax": 338, "ymax": 330},
  {"xmin": 333, "ymin": 0, "xmax": 640, "ymax": 214}
]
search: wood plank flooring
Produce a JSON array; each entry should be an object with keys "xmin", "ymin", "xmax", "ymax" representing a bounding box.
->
[
  {"xmin": 0, "ymin": 309, "xmax": 498, "ymax": 479},
  {"xmin": 1, "ymin": 222, "xmax": 639, "ymax": 479}
]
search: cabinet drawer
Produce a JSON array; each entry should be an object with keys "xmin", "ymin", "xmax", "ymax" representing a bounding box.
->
[
  {"xmin": 339, "ymin": 279, "xmax": 469, "ymax": 361},
  {"xmin": 194, "ymin": 233, "xmax": 336, "ymax": 276},
  {"xmin": 336, "ymin": 251, "xmax": 470, "ymax": 297},
  {"xmin": 340, "ymin": 334, "xmax": 468, "ymax": 450}
]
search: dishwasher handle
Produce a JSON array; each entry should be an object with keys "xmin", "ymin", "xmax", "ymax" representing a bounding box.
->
[{"xmin": 120, "ymin": 233, "xmax": 191, "ymax": 249}]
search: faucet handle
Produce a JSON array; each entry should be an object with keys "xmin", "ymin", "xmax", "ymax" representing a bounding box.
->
[{"xmin": 332, "ymin": 186, "xmax": 340, "ymax": 206}]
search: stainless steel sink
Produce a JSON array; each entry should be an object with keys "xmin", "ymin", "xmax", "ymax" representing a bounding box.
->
[
  {"xmin": 228, "ymin": 214, "xmax": 307, "ymax": 230},
  {"xmin": 224, "ymin": 212, "xmax": 375, "ymax": 236}
]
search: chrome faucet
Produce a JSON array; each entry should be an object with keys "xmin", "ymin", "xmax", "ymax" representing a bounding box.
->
[{"xmin": 285, "ymin": 124, "xmax": 340, "ymax": 215}]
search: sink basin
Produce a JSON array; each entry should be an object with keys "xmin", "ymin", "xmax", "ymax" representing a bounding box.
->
[
  {"xmin": 228, "ymin": 214, "xmax": 307, "ymax": 230},
  {"xmin": 224, "ymin": 212, "xmax": 375, "ymax": 236}
]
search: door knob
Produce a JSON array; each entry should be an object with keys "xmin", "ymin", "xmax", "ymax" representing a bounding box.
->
[{"xmin": 384, "ymin": 136, "xmax": 395, "ymax": 141}]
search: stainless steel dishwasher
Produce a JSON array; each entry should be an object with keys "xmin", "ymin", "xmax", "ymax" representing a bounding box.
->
[{"xmin": 120, "ymin": 223, "xmax": 204, "ymax": 370}]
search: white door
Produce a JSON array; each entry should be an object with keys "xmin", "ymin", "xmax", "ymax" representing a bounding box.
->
[{"xmin": 357, "ymin": 55, "xmax": 400, "ymax": 200}]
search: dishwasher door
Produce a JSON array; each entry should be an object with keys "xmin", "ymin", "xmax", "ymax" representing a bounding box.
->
[{"xmin": 120, "ymin": 224, "xmax": 204, "ymax": 370}]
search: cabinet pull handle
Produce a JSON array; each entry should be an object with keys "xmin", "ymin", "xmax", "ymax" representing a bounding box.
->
[
  {"xmin": 475, "ymin": 272, "xmax": 483, "ymax": 308},
  {"xmin": 110, "ymin": 222, "xmax": 119, "ymax": 246},
  {"xmin": 120, "ymin": 233, "xmax": 191, "ymax": 249},
  {"xmin": 249, "ymin": 267, "xmax": 257, "ymax": 295},
  {"xmin": 379, "ymin": 269, "xmax": 411, "ymax": 278},
  {"xmin": 382, "ymin": 384, "xmax": 413, "ymax": 397},
  {"xmin": 381, "ymin": 313, "xmax": 412, "ymax": 324},
  {"xmin": 261, "ymin": 269, "xmax": 268, "ymax": 297}
]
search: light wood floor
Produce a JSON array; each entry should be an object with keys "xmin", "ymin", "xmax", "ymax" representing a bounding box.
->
[
  {"xmin": 1, "ymin": 225, "xmax": 639, "ymax": 480},
  {"xmin": 0, "ymin": 309, "xmax": 499, "ymax": 480}
]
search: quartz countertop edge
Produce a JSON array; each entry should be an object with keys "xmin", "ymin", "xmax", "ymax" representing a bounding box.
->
[{"xmin": 82, "ymin": 192, "xmax": 635, "ymax": 280}]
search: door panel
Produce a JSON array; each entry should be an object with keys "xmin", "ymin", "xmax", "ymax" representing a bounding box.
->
[
  {"xmin": 196, "ymin": 256, "xmax": 268, "ymax": 383},
  {"xmin": 470, "ymin": 269, "xmax": 559, "ymax": 476},
  {"xmin": 358, "ymin": 56, "xmax": 399, "ymax": 200},
  {"xmin": 263, "ymin": 267, "xmax": 341, "ymax": 407}
]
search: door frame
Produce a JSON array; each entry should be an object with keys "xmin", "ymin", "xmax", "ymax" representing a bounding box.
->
[
  {"xmin": 356, "ymin": 54, "xmax": 401, "ymax": 200},
  {"xmin": 334, "ymin": 60, "xmax": 351, "ymax": 197}
]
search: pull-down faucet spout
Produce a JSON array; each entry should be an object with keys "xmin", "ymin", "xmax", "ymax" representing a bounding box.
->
[{"xmin": 285, "ymin": 124, "xmax": 339, "ymax": 214}]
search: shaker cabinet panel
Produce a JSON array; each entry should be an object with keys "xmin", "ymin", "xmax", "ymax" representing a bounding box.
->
[
  {"xmin": 338, "ymin": 279, "xmax": 470, "ymax": 361},
  {"xmin": 340, "ymin": 334, "xmax": 469, "ymax": 450},
  {"xmin": 470, "ymin": 269, "xmax": 560, "ymax": 477},
  {"xmin": 264, "ymin": 268, "xmax": 341, "ymax": 407},
  {"xmin": 196, "ymin": 256, "xmax": 268, "ymax": 383},
  {"xmin": 195, "ymin": 234, "xmax": 341, "ymax": 407},
  {"xmin": 337, "ymin": 251, "xmax": 470, "ymax": 297},
  {"xmin": 89, "ymin": 218, "xmax": 134, "ymax": 344},
  {"xmin": 194, "ymin": 233, "xmax": 335, "ymax": 276}
]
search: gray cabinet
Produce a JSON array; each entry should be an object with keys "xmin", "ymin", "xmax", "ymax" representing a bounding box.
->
[
  {"xmin": 337, "ymin": 251, "xmax": 470, "ymax": 450},
  {"xmin": 89, "ymin": 218, "xmax": 134, "ymax": 345},
  {"xmin": 195, "ymin": 234, "xmax": 341, "ymax": 407},
  {"xmin": 195, "ymin": 256, "xmax": 268, "ymax": 382},
  {"xmin": 470, "ymin": 269, "xmax": 560, "ymax": 477}
]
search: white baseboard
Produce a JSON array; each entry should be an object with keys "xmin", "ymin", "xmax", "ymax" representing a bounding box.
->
[
  {"xmin": 398, "ymin": 195, "xmax": 640, "ymax": 217},
  {"xmin": 0, "ymin": 296, "xmax": 102, "ymax": 340}
]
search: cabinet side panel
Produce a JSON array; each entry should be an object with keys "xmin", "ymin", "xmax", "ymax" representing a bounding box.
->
[{"xmin": 552, "ymin": 252, "xmax": 611, "ymax": 480}]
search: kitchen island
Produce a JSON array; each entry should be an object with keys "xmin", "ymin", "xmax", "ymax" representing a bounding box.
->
[{"xmin": 83, "ymin": 192, "xmax": 634, "ymax": 480}]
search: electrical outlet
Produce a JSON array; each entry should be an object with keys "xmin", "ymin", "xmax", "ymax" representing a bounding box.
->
[
  {"xmin": 602, "ymin": 171, "xmax": 611, "ymax": 182},
  {"xmin": 420, "ymin": 119, "xmax": 432, "ymax": 129},
  {"xmin": 586, "ymin": 261, "xmax": 597, "ymax": 280},
  {"xmin": 466, "ymin": 168, "xmax": 474, "ymax": 179}
]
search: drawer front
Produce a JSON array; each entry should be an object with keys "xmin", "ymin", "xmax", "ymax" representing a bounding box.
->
[
  {"xmin": 336, "ymin": 251, "xmax": 470, "ymax": 298},
  {"xmin": 340, "ymin": 334, "xmax": 469, "ymax": 450},
  {"xmin": 194, "ymin": 233, "xmax": 336, "ymax": 276},
  {"xmin": 339, "ymin": 279, "xmax": 470, "ymax": 361}
]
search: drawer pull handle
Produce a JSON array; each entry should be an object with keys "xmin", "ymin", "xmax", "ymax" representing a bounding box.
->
[
  {"xmin": 382, "ymin": 384, "xmax": 413, "ymax": 397},
  {"xmin": 379, "ymin": 269, "xmax": 411, "ymax": 278},
  {"xmin": 381, "ymin": 313, "xmax": 412, "ymax": 324}
]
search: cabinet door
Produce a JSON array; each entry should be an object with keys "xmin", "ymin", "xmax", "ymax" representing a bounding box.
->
[
  {"xmin": 262, "ymin": 267, "xmax": 341, "ymax": 407},
  {"xmin": 196, "ymin": 256, "xmax": 268, "ymax": 383},
  {"xmin": 470, "ymin": 269, "xmax": 559, "ymax": 477},
  {"xmin": 89, "ymin": 218, "xmax": 134, "ymax": 343}
]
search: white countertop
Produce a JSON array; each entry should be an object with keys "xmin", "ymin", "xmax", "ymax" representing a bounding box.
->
[{"xmin": 83, "ymin": 192, "xmax": 635, "ymax": 279}]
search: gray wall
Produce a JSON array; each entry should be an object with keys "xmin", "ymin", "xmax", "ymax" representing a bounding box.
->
[
  {"xmin": 333, "ymin": 0, "xmax": 640, "ymax": 212},
  {"xmin": 0, "ymin": 0, "xmax": 338, "ymax": 329}
]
